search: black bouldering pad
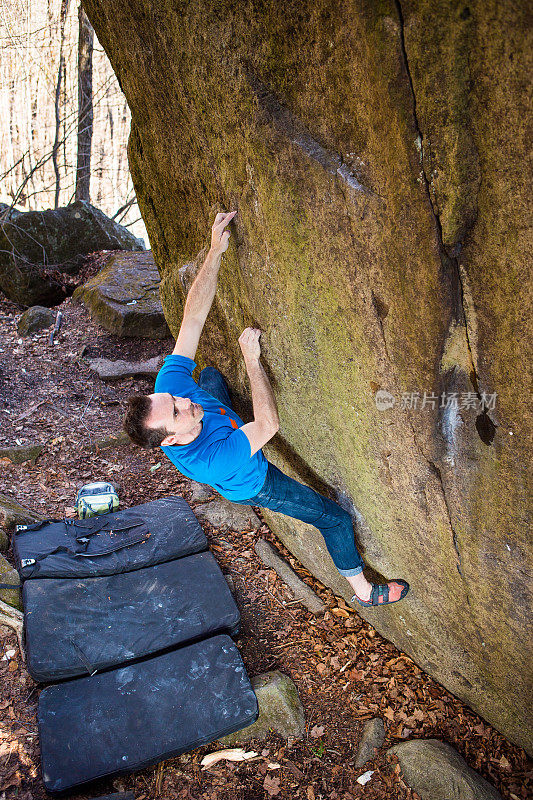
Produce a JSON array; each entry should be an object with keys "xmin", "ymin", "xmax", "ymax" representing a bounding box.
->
[
  {"xmin": 24, "ymin": 552, "xmax": 240, "ymax": 682},
  {"xmin": 38, "ymin": 635, "xmax": 258, "ymax": 793},
  {"xmin": 12, "ymin": 496, "xmax": 206, "ymax": 580}
]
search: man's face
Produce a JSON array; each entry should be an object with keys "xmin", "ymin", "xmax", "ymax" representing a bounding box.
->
[{"xmin": 146, "ymin": 393, "xmax": 204, "ymax": 444}]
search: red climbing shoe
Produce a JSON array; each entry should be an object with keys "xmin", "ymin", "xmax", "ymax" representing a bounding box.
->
[{"xmin": 351, "ymin": 579, "xmax": 409, "ymax": 607}]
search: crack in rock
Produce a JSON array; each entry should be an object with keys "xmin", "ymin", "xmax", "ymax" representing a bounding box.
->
[{"xmin": 394, "ymin": 0, "xmax": 496, "ymax": 445}]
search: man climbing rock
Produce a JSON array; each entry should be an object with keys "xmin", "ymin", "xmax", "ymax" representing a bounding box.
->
[{"xmin": 124, "ymin": 211, "xmax": 409, "ymax": 607}]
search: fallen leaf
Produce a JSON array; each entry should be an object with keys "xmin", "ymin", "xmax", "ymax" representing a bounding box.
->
[
  {"xmin": 200, "ymin": 748, "xmax": 258, "ymax": 769},
  {"xmin": 357, "ymin": 770, "xmax": 374, "ymax": 786},
  {"xmin": 310, "ymin": 724, "xmax": 325, "ymax": 738},
  {"xmin": 307, "ymin": 786, "xmax": 315, "ymax": 800},
  {"xmin": 331, "ymin": 608, "xmax": 349, "ymax": 618},
  {"xmin": 263, "ymin": 775, "xmax": 281, "ymax": 796}
]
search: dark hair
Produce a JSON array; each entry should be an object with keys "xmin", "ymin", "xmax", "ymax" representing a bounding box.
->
[{"xmin": 123, "ymin": 394, "xmax": 168, "ymax": 449}]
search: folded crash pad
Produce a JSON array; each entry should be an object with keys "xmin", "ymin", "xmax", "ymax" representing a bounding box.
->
[
  {"xmin": 12, "ymin": 496, "xmax": 206, "ymax": 579},
  {"xmin": 38, "ymin": 634, "xmax": 258, "ymax": 793},
  {"xmin": 24, "ymin": 552, "xmax": 240, "ymax": 682}
]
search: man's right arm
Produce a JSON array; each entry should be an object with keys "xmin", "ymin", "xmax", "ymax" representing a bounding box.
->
[{"xmin": 238, "ymin": 328, "xmax": 279, "ymax": 456}]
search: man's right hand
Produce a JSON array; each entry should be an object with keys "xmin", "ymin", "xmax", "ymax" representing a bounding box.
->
[
  {"xmin": 239, "ymin": 327, "xmax": 261, "ymax": 363},
  {"xmin": 210, "ymin": 211, "xmax": 237, "ymax": 255}
]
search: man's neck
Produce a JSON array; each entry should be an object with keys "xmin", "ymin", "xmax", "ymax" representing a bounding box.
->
[{"xmin": 174, "ymin": 420, "xmax": 203, "ymax": 446}]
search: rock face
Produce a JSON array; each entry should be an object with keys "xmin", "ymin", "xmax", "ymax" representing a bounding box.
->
[
  {"xmin": 0, "ymin": 201, "xmax": 144, "ymax": 305},
  {"xmin": 388, "ymin": 739, "xmax": 502, "ymax": 800},
  {"xmin": 84, "ymin": 0, "xmax": 533, "ymax": 752},
  {"xmin": 74, "ymin": 250, "xmax": 170, "ymax": 338}
]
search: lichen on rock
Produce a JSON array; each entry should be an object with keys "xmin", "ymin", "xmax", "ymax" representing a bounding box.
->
[{"xmin": 84, "ymin": 0, "xmax": 533, "ymax": 753}]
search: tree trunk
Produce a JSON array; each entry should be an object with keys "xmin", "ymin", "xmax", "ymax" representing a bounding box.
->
[
  {"xmin": 52, "ymin": 0, "xmax": 71, "ymax": 209},
  {"xmin": 75, "ymin": 3, "xmax": 94, "ymax": 202}
]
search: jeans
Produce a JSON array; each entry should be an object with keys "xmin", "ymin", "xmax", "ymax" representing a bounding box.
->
[{"xmin": 198, "ymin": 367, "xmax": 364, "ymax": 577}]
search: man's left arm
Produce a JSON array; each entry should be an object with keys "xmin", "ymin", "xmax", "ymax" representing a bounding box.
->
[{"xmin": 173, "ymin": 211, "xmax": 237, "ymax": 360}]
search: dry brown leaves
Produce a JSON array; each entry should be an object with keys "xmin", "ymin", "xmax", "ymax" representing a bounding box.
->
[{"xmin": 0, "ymin": 291, "xmax": 531, "ymax": 800}]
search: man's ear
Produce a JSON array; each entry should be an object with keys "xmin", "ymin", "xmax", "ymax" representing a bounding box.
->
[{"xmin": 161, "ymin": 433, "xmax": 181, "ymax": 446}]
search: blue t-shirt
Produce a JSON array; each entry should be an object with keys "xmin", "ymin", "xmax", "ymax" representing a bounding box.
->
[{"xmin": 154, "ymin": 355, "xmax": 268, "ymax": 501}]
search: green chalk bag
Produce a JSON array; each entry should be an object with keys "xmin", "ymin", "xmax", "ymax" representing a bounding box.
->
[{"xmin": 76, "ymin": 481, "xmax": 119, "ymax": 518}]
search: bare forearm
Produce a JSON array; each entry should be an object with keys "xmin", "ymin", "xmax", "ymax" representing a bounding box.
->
[
  {"xmin": 183, "ymin": 248, "xmax": 222, "ymax": 323},
  {"xmin": 245, "ymin": 357, "xmax": 279, "ymax": 430}
]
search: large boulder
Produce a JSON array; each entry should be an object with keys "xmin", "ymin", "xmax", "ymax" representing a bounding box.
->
[
  {"xmin": 73, "ymin": 250, "xmax": 170, "ymax": 338},
  {"xmin": 0, "ymin": 201, "xmax": 144, "ymax": 305},
  {"xmin": 84, "ymin": 0, "xmax": 532, "ymax": 753}
]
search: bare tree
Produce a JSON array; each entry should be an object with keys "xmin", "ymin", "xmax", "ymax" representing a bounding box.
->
[
  {"xmin": 75, "ymin": 3, "xmax": 93, "ymax": 202},
  {"xmin": 0, "ymin": 1, "xmax": 146, "ymax": 239}
]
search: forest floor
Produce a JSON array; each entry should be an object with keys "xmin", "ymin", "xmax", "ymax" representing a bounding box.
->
[{"xmin": 0, "ymin": 287, "xmax": 531, "ymax": 800}]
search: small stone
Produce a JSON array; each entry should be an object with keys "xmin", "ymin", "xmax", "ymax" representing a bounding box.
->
[
  {"xmin": 17, "ymin": 306, "xmax": 56, "ymax": 336},
  {"xmin": 387, "ymin": 739, "xmax": 503, "ymax": 800},
  {"xmin": 0, "ymin": 444, "xmax": 43, "ymax": 464},
  {"xmin": 195, "ymin": 497, "xmax": 261, "ymax": 531},
  {"xmin": 87, "ymin": 355, "xmax": 163, "ymax": 381},
  {"xmin": 354, "ymin": 717, "xmax": 385, "ymax": 767},
  {"xmin": 189, "ymin": 480, "xmax": 214, "ymax": 502},
  {"xmin": 219, "ymin": 671, "xmax": 305, "ymax": 745}
]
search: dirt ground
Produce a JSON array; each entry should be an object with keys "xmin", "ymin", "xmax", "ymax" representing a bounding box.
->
[{"xmin": 0, "ymin": 286, "xmax": 531, "ymax": 800}]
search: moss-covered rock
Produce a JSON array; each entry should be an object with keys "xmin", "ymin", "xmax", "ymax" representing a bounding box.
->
[
  {"xmin": 0, "ymin": 444, "xmax": 43, "ymax": 464},
  {"xmin": 0, "ymin": 201, "xmax": 144, "ymax": 305},
  {"xmin": 74, "ymin": 251, "xmax": 170, "ymax": 338},
  {"xmin": 0, "ymin": 494, "xmax": 45, "ymax": 533},
  {"xmin": 0, "ymin": 554, "xmax": 21, "ymax": 610},
  {"xmin": 84, "ymin": 0, "xmax": 532, "ymax": 753},
  {"xmin": 219, "ymin": 671, "xmax": 305, "ymax": 745},
  {"xmin": 17, "ymin": 306, "xmax": 56, "ymax": 337}
]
